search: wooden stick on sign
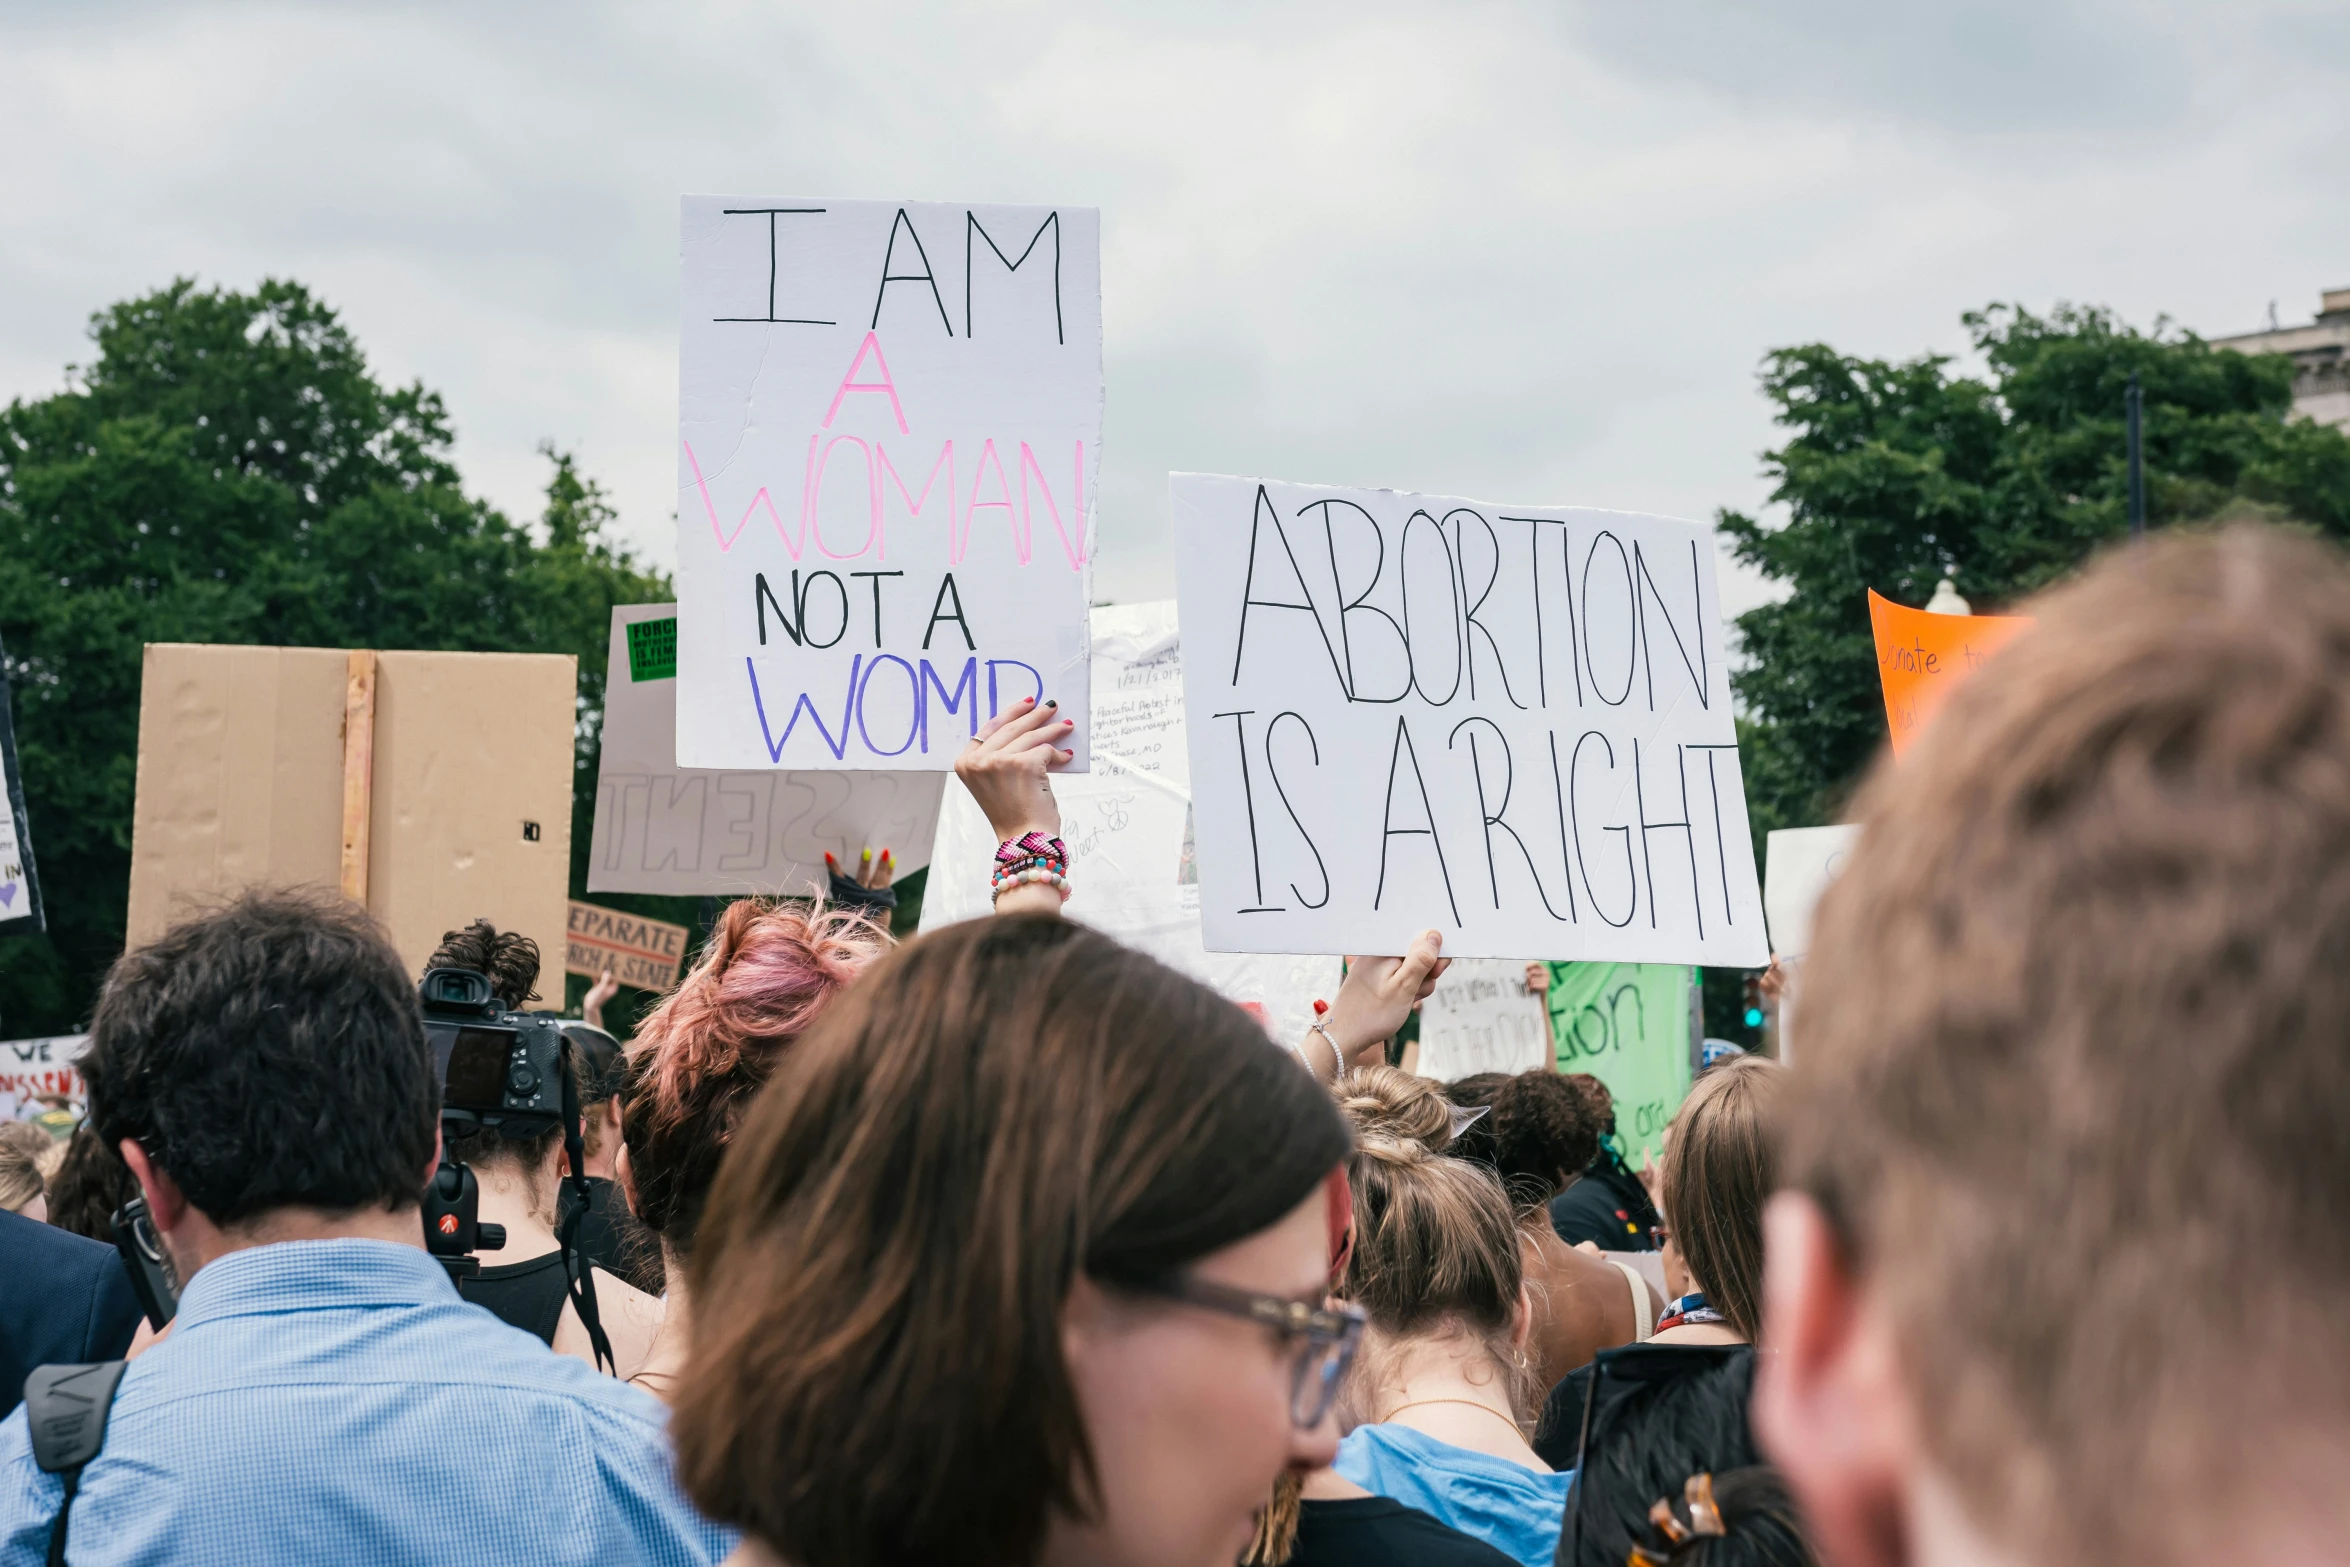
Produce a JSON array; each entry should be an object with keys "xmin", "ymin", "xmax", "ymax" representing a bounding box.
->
[{"xmin": 341, "ymin": 650, "xmax": 377, "ymax": 903}]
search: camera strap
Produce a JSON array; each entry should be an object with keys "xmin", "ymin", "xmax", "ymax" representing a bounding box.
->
[
  {"xmin": 555, "ymin": 1035, "xmax": 616, "ymax": 1376},
  {"xmin": 27, "ymin": 1360, "xmax": 127, "ymax": 1567}
]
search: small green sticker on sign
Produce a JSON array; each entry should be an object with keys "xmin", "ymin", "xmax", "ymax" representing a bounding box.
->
[{"xmin": 627, "ymin": 617, "xmax": 677, "ymax": 682}]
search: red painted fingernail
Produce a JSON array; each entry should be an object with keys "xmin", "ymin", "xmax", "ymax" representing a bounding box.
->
[
  {"xmin": 825, "ymin": 852, "xmax": 837, "ymax": 867},
  {"xmin": 1313, "ymin": 999, "xmax": 1330, "ymax": 1016}
]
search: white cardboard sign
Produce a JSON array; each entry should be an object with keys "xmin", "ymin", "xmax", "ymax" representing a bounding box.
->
[
  {"xmin": 676, "ymin": 199, "xmax": 1101, "ymax": 771},
  {"xmin": 1414, "ymin": 959, "xmax": 1553, "ymax": 1081},
  {"xmin": 590, "ymin": 604, "xmax": 944, "ymax": 896},
  {"xmin": 1, "ymin": 1033, "xmax": 88, "ymax": 1115},
  {"xmin": 1763, "ymin": 824, "xmax": 1861, "ymax": 960},
  {"xmin": 921, "ymin": 602, "xmax": 1340, "ymax": 1047},
  {"xmin": 1170, "ymin": 474, "xmax": 1769, "ymax": 965}
]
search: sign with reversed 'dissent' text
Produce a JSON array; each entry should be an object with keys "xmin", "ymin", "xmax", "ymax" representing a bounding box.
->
[
  {"xmin": 1171, "ymin": 475, "xmax": 1768, "ymax": 964},
  {"xmin": 676, "ymin": 199, "xmax": 1102, "ymax": 771},
  {"xmin": 589, "ymin": 604, "xmax": 944, "ymax": 897}
]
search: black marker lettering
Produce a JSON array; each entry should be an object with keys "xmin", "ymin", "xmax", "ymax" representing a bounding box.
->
[
  {"xmin": 871, "ymin": 208, "xmax": 954, "ymax": 335},
  {"xmin": 1581, "ymin": 531, "xmax": 1636, "ymax": 707},
  {"xmin": 1689, "ymin": 743, "xmax": 1742, "ymax": 922},
  {"xmin": 1446, "ymin": 508, "xmax": 1526, "ymax": 710},
  {"xmin": 1374, "ymin": 717, "xmax": 1460, "ymax": 925},
  {"xmin": 1400, "ymin": 510, "xmax": 1464, "ymax": 706},
  {"xmin": 715, "ymin": 207, "xmax": 836, "ymax": 324},
  {"xmin": 1232, "ymin": 486, "xmax": 1347, "ymax": 695},
  {"xmin": 1568, "ymin": 730, "xmax": 1636, "ymax": 927},
  {"xmin": 922, "ymin": 573, "xmax": 976, "ymax": 651},
  {"xmin": 1267, "ymin": 711, "xmax": 1330, "ymax": 909},
  {"xmin": 755, "ymin": 569, "xmax": 849, "ymax": 648},
  {"xmin": 1632, "ymin": 539, "xmax": 1709, "ymax": 712},
  {"xmin": 965, "ymin": 211, "xmax": 1064, "ymax": 344},
  {"xmin": 1216, "ymin": 709, "xmax": 1282, "ymax": 911},
  {"xmin": 1633, "ymin": 739, "xmax": 1702, "ymax": 937},
  {"xmin": 1306, "ymin": 497, "xmax": 1409, "ymax": 704},
  {"xmin": 849, "ymin": 570, "xmax": 904, "ymax": 646},
  {"xmin": 1448, "ymin": 717, "xmax": 1567, "ymax": 919}
]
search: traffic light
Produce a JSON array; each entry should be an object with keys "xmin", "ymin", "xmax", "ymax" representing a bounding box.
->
[{"xmin": 1741, "ymin": 972, "xmax": 1765, "ymax": 1030}]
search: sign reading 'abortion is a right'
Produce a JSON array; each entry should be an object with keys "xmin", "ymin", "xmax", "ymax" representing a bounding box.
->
[{"xmin": 1171, "ymin": 474, "xmax": 1769, "ymax": 965}]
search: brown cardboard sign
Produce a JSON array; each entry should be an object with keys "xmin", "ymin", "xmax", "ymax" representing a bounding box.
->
[
  {"xmin": 565, "ymin": 900, "xmax": 691, "ymax": 992},
  {"xmin": 127, "ymin": 644, "xmax": 576, "ymax": 981}
]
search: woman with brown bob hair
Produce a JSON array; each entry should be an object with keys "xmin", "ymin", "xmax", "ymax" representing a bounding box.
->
[
  {"xmin": 1651, "ymin": 1055, "xmax": 1782, "ymax": 1344},
  {"xmin": 673, "ymin": 913, "xmax": 1367, "ymax": 1567}
]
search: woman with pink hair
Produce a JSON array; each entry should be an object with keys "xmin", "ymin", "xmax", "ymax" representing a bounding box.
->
[{"xmin": 614, "ymin": 898, "xmax": 891, "ymax": 1398}]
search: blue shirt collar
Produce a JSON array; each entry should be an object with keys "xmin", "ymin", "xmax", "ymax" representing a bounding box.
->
[{"xmin": 175, "ymin": 1237, "xmax": 458, "ymax": 1331}]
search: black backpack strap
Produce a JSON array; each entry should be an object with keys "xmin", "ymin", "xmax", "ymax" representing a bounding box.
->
[{"xmin": 25, "ymin": 1361, "xmax": 128, "ymax": 1567}]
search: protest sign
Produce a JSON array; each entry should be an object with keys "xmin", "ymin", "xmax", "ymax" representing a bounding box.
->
[
  {"xmin": 0, "ymin": 1034, "xmax": 88, "ymax": 1115},
  {"xmin": 565, "ymin": 900, "xmax": 692, "ymax": 993},
  {"xmin": 676, "ymin": 199, "xmax": 1102, "ymax": 772},
  {"xmin": 1171, "ymin": 475, "xmax": 1768, "ymax": 965},
  {"xmin": 0, "ymin": 633, "xmax": 45, "ymax": 937},
  {"xmin": 1545, "ymin": 961, "xmax": 1694, "ymax": 1169},
  {"xmin": 1763, "ymin": 824, "xmax": 1861, "ymax": 960},
  {"xmin": 127, "ymin": 645, "xmax": 574, "ymax": 976},
  {"xmin": 1414, "ymin": 959, "xmax": 1553, "ymax": 1081},
  {"xmin": 1868, "ymin": 590, "xmax": 2033, "ymax": 756},
  {"xmin": 922, "ymin": 602, "xmax": 1339, "ymax": 1046},
  {"xmin": 589, "ymin": 604, "xmax": 944, "ymax": 896}
]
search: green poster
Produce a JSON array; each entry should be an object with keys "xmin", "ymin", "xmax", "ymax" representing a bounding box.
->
[{"xmin": 1543, "ymin": 962, "xmax": 1694, "ymax": 1171}]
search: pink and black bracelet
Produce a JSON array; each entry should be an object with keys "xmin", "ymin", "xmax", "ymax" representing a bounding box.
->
[{"xmin": 991, "ymin": 833, "xmax": 1072, "ymax": 905}]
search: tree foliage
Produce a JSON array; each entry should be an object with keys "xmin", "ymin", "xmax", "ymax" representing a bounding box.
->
[
  {"xmin": 0, "ymin": 279, "xmax": 668, "ymax": 1035},
  {"xmin": 1695, "ymin": 304, "xmax": 2350, "ymax": 1049},
  {"xmin": 1724, "ymin": 302, "xmax": 2350, "ymax": 841}
]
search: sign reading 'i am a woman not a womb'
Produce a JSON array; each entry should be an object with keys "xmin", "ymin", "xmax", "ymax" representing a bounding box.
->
[
  {"xmin": 1171, "ymin": 474, "xmax": 1769, "ymax": 966},
  {"xmin": 676, "ymin": 199, "xmax": 1103, "ymax": 770}
]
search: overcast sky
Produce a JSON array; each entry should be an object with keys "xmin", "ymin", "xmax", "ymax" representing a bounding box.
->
[{"xmin": 3, "ymin": 1, "xmax": 2344, "ymax": 621}]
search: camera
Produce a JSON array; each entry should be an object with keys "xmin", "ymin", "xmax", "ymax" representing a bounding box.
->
[
  {"xmin": 419, "ymin": 966, "xmax": 569, "ymax": 1134},
  {"xmin": 417, "ymin": 964, "xmax": 581, "ymax": 1279}
]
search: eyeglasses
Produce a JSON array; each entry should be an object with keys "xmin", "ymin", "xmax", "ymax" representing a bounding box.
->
[{"xmin": 1131, "ymin": 1274, "xmax": 1367, "ymax": 1428}]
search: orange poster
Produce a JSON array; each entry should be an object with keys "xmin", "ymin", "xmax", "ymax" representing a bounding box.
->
[{"xmin": 1868, "ymin": 589, "xmax": 2033, "ymax": 756}]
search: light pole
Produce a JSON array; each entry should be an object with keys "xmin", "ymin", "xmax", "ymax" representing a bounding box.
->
[{"xmin": 2126, "ymin": 370, "xmax": 2146, "ymax": 541}]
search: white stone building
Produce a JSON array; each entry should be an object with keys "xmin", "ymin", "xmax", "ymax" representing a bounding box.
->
[{"xmin": 2213, "ymin": 288, "xmax": 2350, "ymax": 430}]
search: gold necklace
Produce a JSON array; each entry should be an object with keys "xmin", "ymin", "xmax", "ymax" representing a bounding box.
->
[{"xmin": 1378, "ymin": 1397, "xmax": 1522, "ymax": 1435}]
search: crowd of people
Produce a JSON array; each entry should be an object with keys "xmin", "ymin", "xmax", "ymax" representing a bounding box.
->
[{"xmin": 0, "ymin": 524, "xmax": 2344, "ymax": 1567}]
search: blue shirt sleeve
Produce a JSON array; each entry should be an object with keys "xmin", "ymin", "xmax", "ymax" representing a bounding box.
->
[{"xmin": 0, "ymin": 1407, "xmax": 65, "ymax": 1567}]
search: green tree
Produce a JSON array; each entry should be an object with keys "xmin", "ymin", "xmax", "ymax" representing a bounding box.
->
[
  {"xmin": 1725, "ymin": 301, "xmax": 2350, "ymax": 840},
  {"xmin": 1702, "ymin": 303, "xmax": 2350, "ymax": 1045},
  {"xmin": 0, "ymin": 278, "xmax": 669, "ymax": 1035}
]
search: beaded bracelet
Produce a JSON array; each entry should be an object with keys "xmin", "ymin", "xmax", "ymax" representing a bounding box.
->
[
  {"xmin": 990, "ymin": 866, "xmax": 1071, "ymax": 906},
  {"xmin": 990, "ymin": 852, "xmax": 1068, "ymax": 884}
]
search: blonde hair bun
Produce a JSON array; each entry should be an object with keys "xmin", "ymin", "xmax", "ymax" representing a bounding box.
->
[{"xmin": 1332, "ymin": 1064, "xmax": 1453, "ymax": 1150}]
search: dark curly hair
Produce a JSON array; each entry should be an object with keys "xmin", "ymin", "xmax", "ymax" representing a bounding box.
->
[
  {"xmin": 425, "ymin": 918, "xmax": 542, "ymax": 1009},
  {"xmin": 81, "ymin": 887, "xmax": 437, "ymax": 1224},
  {"xmin": 1441, "ymin": 1069, "xmax": 1603, "ymax": 1213}
]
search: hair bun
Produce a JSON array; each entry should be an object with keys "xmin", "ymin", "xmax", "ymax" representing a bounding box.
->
[{"xmin": 1332, "ymin": 1065, "xmax": 1453, "ymax": 1149}]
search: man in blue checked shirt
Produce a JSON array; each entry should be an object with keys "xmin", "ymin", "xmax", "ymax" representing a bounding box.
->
[{"xmin": 0, "ymin": 889, "xmax": 732, "ymax": 1567}]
